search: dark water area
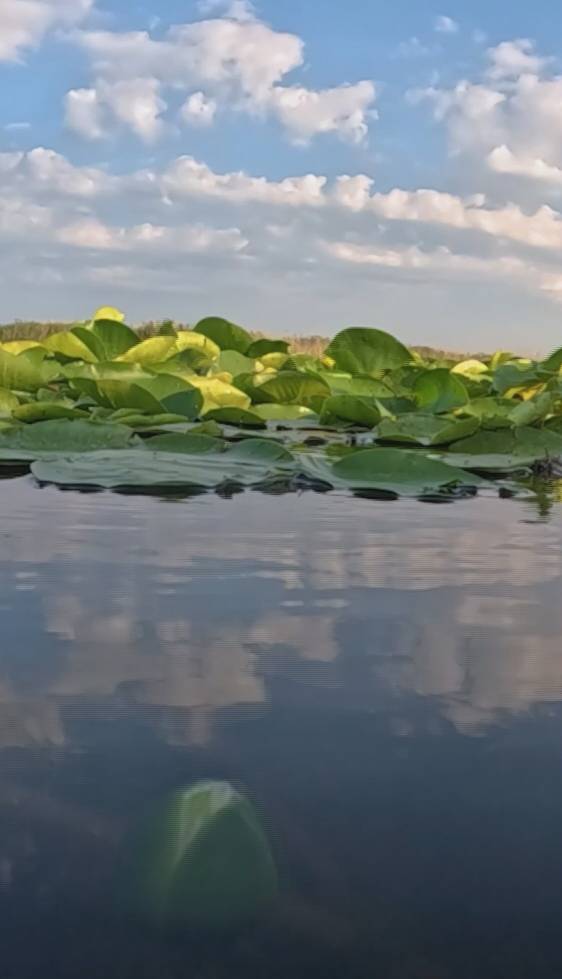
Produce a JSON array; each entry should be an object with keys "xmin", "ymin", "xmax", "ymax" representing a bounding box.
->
[{"xmin": 3, "ymin": 477, "xmax": 562, "ymax": 978}]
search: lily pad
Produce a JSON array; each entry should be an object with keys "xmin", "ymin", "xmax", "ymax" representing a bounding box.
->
[
  {"xmin": 375, "ymin": 413, "xmax": 479, "ymax": 446},
  {"xmin": 326, "ymin": 328, "xmax": 412, "ymax": 376},
  {"xmin": 0, "ymin": 419, "xmax": 135, "ymax": 460},
  {"xmin": 301, "ymin": 448, "xmax": 484, "ymax": 496},
  {"xmin": 194, "ymin": 317, "xmax": 253, "ymax": 355}
]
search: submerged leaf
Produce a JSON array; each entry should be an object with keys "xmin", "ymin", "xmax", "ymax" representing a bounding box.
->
[{"xmin": 119, "ymin": 781, "xmax": 277, "ymax": 928}]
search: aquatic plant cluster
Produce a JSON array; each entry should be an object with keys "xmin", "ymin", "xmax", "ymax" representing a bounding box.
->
[{"xmin": 1, "ymin": 306, "xmax": 562, "ymax": 499}]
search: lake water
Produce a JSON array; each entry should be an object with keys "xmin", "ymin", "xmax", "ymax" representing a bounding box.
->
[{"xmin": 2, "ymin": 477, "xmax": 562, "ymax": 978}]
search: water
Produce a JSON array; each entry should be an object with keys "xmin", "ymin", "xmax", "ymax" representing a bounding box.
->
[{"xmin": 2, "ymin": 476, "xmax": 562, "ymax": 978}]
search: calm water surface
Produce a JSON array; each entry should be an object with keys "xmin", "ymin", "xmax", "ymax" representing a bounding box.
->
[{"xmin": 2, "ymin": 477, "xmax": 562, "ymax": 978}]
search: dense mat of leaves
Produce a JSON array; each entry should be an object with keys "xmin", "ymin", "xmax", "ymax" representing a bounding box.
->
[{"xmin": 2, "ymin": 306, "xmax": 562, "ymax": 500}]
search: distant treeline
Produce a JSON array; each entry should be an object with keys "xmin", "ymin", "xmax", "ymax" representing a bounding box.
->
[{"xmin": 0, "ymin": 319, "xmax": 483, "ymax": 362}]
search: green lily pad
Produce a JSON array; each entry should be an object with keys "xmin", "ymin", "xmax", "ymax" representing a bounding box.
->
[
  {"xmin": 0, "ymin": 419, "xmax": 135, "ymax": 460},
  {"xmin": 301, "ymin": 448, "xmax": 484, "ymax": 496},
  {"xmin": 194, "ymin": 317, "xmax": 253, "ymax": 355},
  {"xmin": 413, "ymin": 369, "xmax": 469, "ymax": 414},
  {"xmin": 326, "ymin": 328, "xmax": 412, "ymax": 376},
  {"xmin": 375, "ymin": 413, "xmax": 479, "ymax": 446}
]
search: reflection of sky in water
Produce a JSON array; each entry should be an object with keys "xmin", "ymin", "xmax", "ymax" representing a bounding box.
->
[
  {"xmin": 4, "ymin": 479, "xmax": 562, "ymax": 977},
  {"xmin": 1, "ymin": 477, "xmax": 562, "ymax": 746}
]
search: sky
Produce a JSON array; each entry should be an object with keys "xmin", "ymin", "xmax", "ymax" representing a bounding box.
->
[{"xmin": 2, "ymin": 1, "xmax": 562, "ymax": 349}]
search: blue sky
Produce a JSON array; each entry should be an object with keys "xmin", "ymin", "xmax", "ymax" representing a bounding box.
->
[{"xmin": 2, "ymin": 0, "xmax": 562, "ymax": 350}]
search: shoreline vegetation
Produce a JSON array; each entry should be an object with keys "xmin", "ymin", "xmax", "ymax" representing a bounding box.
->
[
  {"xmin": 0, "ymin": 319, "xmax": 486, "ymax": 364},
  {"xmin": 0, "ymin": 307, "xmax": 559, "ymax": 503}
]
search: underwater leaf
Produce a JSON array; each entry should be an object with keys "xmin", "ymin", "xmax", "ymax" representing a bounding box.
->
[{"xmin": 118, "ymin": 781, "xmax": 277, "ymax": 928}]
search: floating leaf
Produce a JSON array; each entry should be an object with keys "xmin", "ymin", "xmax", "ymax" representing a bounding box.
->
[
  {"xmin": 251, "ymin": 404, "xmax": 315, "ymax": 422},
  {"xmin": 32, "ymin": 444, "xmax": 295, "ymax": 488},
  {"xmin": 0, "ymin": 419, "xmax": 134, "ymax": 460},
  {"xmin": 375, "ymin": 413, "xmax": 479, "ymax": 447},
  {"xmin": 204, "ymin": 407, "xmax": 266, "ymax": 428},
  {"xmin": 12, "ymin": 402, "xmax": 88, "ymax": 423},
  {"xmin": 302, "ymin": 448, "xmax": 483, "ymax": 496},
  {"xmin": 145, "ymin": 433, "xmax": 225, "ymax": 454}
]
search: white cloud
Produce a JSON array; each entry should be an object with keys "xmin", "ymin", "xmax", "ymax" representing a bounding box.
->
[
  {"xmin": 266, "ymin": 81, "xmax": 376, "ymax": 144},
  {"xmin": 486, "ymin": 39, "xmax": 547, "ymax": 81},
  {"xmin": 0, "ymin": 0, "xmax": 93, "ymax": 62},
  {"xmin": 434, "ymin": 15, "xmax": 459, "ymax": 35},
  {"xmin": 98, "ymin": 77, "xmax": 166, "ymax": 142},
  {"xmin": 414, "ymin": 39, "xmax": 562, "ymax": 189},
  {"xmin": 0, "ymin": 146, "xmax": 117, "ymax": 195},
  {"xmin": 161, "ymin": 155, "xmax": 328, "ymax": 206},
  {"xmin": 66, "ymin": 78, "xmax": 167, "ymax": 142},
  {"xmin": 180, "ymin": 91, "xmax": 217, "ymax": 127},
  {"xmin": 56, "ymin": 217, "xmax": 247, "ymax": 253},
  {"xmin": 64, "ymin": 87, "xmax": 106, "ymax": 139},
  {"xmin": 487, "ymin": 145, "xmax": 562, "ymax": 185},
  {"xmin": 67, "ymin": 14, "xmax": 377, "ymax": 143},
  {"xmin": 322, "ymin": 240, "xmax": 525, "ymax": 280}
]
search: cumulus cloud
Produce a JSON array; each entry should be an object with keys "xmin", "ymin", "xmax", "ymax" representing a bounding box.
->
[
  {"xmin": 266, "ymin": 81, "xmax": 376, "ymax": 144},
  {"xmin": 65, "ymin": 13, "xmax": 377, "ymax": 144},
  {"xmin": 486, "ymin": 39, "xmax": 548, "ymax": 80},
  {"xmin": 161, "ymin": 155, "xmax": 328, "ymax": 206},
  {"xmin": 180, "ymin": 91, "xmax": 217, "ymax": 127},
  {"xmin": 56, "ymin": 218, "xmax": 247, "ymax": 253},
  {"xmin": 413, "ymin": 38, "xmax": 562, "ymax": 191},
  {"xmin": 64, "ymin": 87, "xmax": 106, "ymax": 139},
  {"xmin": 0, "ymin": 0, "xmax": 93, "ymax": 62}
]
